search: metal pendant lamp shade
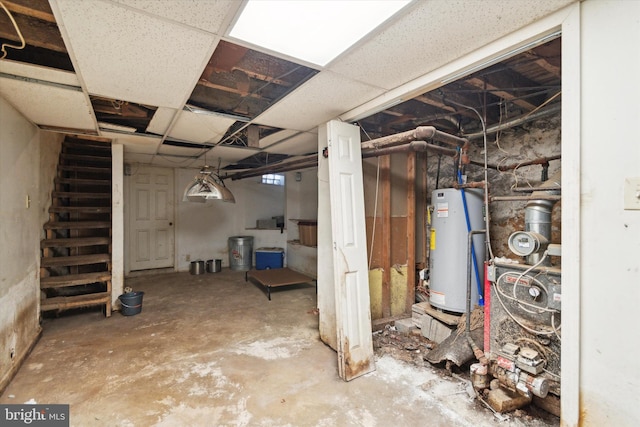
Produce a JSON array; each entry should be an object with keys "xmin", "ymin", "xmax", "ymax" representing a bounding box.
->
[{"xmin": 183, "ymin": 166, "xmax": 235, "ymax": 203}]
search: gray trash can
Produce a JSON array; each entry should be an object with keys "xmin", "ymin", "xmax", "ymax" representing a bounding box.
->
[{"xmin": 228, "ymin": 236, "xmax": 253, "ymax": 271}]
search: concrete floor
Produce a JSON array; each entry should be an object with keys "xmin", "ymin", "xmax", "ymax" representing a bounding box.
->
[{"xmin": 1, "ymin": 270, "xmax": 557, "ymax": 426}]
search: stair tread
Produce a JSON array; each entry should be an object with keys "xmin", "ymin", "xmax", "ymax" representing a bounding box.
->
[
  {"xmin": 49, "ymin": 206, "xmax": 112, "ymax": 213},
  {"xmin": 61, "ymin": 153, "xmax": 111, "ymax": 161},
  {"xmin": 41, "ymin": 292, "xmax": 111, "ymax": 311},
  {"xmin": 41, "ymin": 237, "xmax": 111, "ymax": 248},
  {"xmin": 55, "ymin": 177, "xmax": 111, "ymax": 185},
  {"xmin": 64, "ymin": 140, "xmax": 111, "ymax": 150},
  {"xmin": 58, "ymin": 165, "xmax": 111, "ymax": 173},
  {"xmin": 44, "ymin": 221, "xmax": 111, "ymax": 229},
  {"xmin": 41, "ymin": 272, "xmax": 111, "ymax": 288},
  {"xmin": 52, "ymin": 191, "xmax": 111, "ymax": 198},
  {"xmin": 41, "ymin": 253, "xmax": 111, "ymax": 267}
]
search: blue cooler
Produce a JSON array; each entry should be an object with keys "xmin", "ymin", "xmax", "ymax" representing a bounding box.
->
[{"xmin": 255, "ymin": 247, "xmax": 284, "ymax": 270}]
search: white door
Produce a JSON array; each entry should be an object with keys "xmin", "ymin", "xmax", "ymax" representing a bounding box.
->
[
  {"xmin": 326, "ymin": 120, "xmax": 375, "ymax": 381},
  {"xmin": 318, "ymin": 124, "xmax": 338, "ymax": 351},
  {"xmin": 129, "ymin": 166, "xmax": 174, "ymax": 271}
]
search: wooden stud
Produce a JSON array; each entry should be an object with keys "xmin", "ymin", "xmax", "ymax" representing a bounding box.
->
[
  {"xmin": 381, "ymin": 155, "xmax": 391, "ymax": 318},
  {"xmin": 406, "ymin": 151, "xmax": 416, "ymax": 314}
]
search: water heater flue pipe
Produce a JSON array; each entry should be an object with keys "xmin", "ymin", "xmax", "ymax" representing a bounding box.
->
[{"xmin": 525, "ymin": 169, "xmax": 561, "ymax": 265}]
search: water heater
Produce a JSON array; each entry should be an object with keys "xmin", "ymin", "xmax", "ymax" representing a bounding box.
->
[{"xmin": 429, "ymin": 188, "xmax": 485, "ymax": 313}]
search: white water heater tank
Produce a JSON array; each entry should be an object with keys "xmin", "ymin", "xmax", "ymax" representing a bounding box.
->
[{"xmin": 429, "ymin": 188, "xmax": 485, "ymax": 313}]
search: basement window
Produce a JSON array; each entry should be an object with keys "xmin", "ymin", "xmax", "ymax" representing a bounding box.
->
[{"xmin": 261, "ymin": 174, "xmax": 285, "ymax": 186}]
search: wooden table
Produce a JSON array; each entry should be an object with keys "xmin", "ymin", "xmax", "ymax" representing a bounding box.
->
[{"xmin": 245, "ymin": 268, "xmax": 315, "ymax": 300}]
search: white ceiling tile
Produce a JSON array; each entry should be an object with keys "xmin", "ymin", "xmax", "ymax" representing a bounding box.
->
[
  {"xmin": 0, "ymin": 77, "xmax": 95, "ymax": 129},
  {"xmin": 100, "ymin": 131, "xmax": 161, "ymax": 154},
  {"xmin": 259, "ymin": 129, "xmax": 299, "ymax": 149},
  {"xmin": 329, "ymin": 0, "xmax": 573, "ymax": 90},
  {"xmin": 157, "ymin": 144, "xmax": 203, "ymax": 157},
  {"xmin": 112, "ymin": 0, "xmax": 242, "ymax": 34},
  {"xmin": 0, "ymin": 60, "xmax": 80, "ymax": 87},
  {"xmin": 168, "ymin": 110, "xmax": 236, "ymax": 144},
  {"xmin": 147, "ymin": 107, "xmax": 178, "ymax": 135},
  {"xmin": 253, "ymin": 71, "xmax": 384, "ymax": 131},
  {"xmin": 208, "ymin": 145, "xmax": 260, "ymax": 165},
  {"xmin": 151, "ymin": 155, "xmax": 199, "ymax": 169},
  {"xmin": 264, "ymin": 132, "xmax": 318, "ymax": 156},
  {"xmin": 54, "ymin": 0, "xmax": 218, "ymax": 108}
]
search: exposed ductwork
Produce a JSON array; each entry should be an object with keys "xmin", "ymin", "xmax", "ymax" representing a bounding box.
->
[{"xmin": 524, "ymin": 169, "xmax": 561, "ymax": 265}]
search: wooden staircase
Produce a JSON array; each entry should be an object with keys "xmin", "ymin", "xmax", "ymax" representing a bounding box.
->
[{"xmin": 40, "ymin": 137, "xmax": 113, "ymax": 316}]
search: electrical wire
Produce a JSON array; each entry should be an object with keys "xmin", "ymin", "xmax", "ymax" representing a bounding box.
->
[
  {"xmin": 443, "ymin": 98, "xmax": 494, "ymax": 260},
  {"xmin": 0, "ymin": 1, "xmax": 26, "ymax": 60},
  {"xmin": 496, "ymin": 274, "xmax": 557, "ymax": 313},
  {"xmin": 493, "ymin": 280, "xmax": 557, "ymax": 336},
  {"xmin": 512, "ymin": 250, "xmax": 550, "ymax": 313},
  {"xmin": 359, "ymin": 125, "xmax": 379, "ymax": 270}
]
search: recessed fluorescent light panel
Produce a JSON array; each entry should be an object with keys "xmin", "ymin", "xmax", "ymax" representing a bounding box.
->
[{"xmin": 230, "ymin": 0, "xmax": 411, "ymax": 66}]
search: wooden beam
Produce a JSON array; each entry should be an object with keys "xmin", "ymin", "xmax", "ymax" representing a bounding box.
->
[
  {"xmin": 466, "ymin": 77, "xmax": 538, "ymax": 111},
  {"xmin": 421, "ymin": 151, "xmax": 428, "ymax": 267},
  {"xmin": 0, "ymin": 13, "xmax": 66, "ymax": 53},
  {"xmin": 413, "ymin": 94, "xmax": 478, "ymax": 120},
  {"xmin": 233, "ymin": 67, "xmax": 292, "ymax": 87},
  {"xmin": 406, "ymin": 151, "xmax": 416, "ymax": 314},
  {"xmin": 381, "ymin": 155, "xmax": 391, "ymax": 318},
  {"xmin": 197, "ymin": 79, "xmax": 270, "ymax": 101},
  {"xmin": 3, "ymin": 0, "xmax": 56, "ymax": 23}
]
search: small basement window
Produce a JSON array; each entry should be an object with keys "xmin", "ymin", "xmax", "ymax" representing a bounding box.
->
[{"xmin": 261, "ymin": 173, "xmax": 285, "ymax": 186}]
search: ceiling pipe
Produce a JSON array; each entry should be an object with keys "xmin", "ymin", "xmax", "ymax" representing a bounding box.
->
[
  {"xmin": 464, "ymin": 104, "xmax": 561, "ymax": 140},
  {"xmin": 360, "ymin": 126, "xmax": 468, "ymax": 151},
  {"xmin": 229, "ymin": 127, "xmax": 470, "ymax": 181}
]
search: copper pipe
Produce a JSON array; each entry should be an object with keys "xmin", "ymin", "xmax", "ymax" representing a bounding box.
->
[
  {"xmin": 454, "ymin": 181, "xmax": 487, "ymax": 189},
  {"xmin": 489, "ymin": 154, "xmax": 561, "ymax": 171}
]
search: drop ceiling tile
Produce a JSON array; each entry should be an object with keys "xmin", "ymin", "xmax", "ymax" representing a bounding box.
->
[
  {"xmin": 208, "ymin": 145, "xmax": 260, "ymax": 165},
  {"xmin": 168, "ymin": 110, "xmax": 236, "ymax": 144},
  {"xmin": 0, "ymin": 61, "xmax": 80, "ymax": 87},
  {"xmin": 147, "ymin": 107, "xmax": 178, "ymax": 135},
  {"xmin": 328, "ymin": 0, "xmax": 573, "ymax": 90},
  {"xmin": 151, "ymin": 155, "xmax": 199, "ymax": 169},
  {"xmin": 100, "ymin": 131, "xmax": 161, "ymax": 154},
  {"xmin": 53, "ymin": 0, "xmax": 218, "ymax": 108},
  {"xmin": 263, "ymin": 132, "xmax": 318, "ymax": 156},
  {"xmin": 0, "ymin": 77, "xmax": 94, "ymax": 129},
  {"xmin": 112, "ymin": 0, "xmax": 242, "ymax": 33},
  {"xmin": 253, "ymin": 71, "xmax": 384, "ymax": 131},
  {"xmin": 259, "ymin": 129, "xmax": 299, "ymax": 149},
  {"xmin": 157, "ymin": 144, "xmax": 203, "ymax": 157}
]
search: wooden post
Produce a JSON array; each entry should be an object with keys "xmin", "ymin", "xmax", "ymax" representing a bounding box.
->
[
  {"xmin": 421, "ymin": 151, "xmax": 428, "ymax": 267},
  {"xmin": 381, "ymin": 155, "xmax": 391, "ymax": 318},
  {"xmin": 406, "ymin": 151, "xmax": 416, "ymax": 314}
]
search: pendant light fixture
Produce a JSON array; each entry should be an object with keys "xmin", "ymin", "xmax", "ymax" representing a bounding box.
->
[{"xmin": 183, "ymin": 156, "xmax": 235, "ymax": 203}]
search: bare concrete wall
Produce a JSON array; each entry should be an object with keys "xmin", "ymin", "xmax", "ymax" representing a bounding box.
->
[
  {"xmin": 0, "ymin": 98, "xmax": 42, "ymax": 391},
  {"xmin": 173, "ymin": 169, "xmax": 287, "ymax": 271},
  {"xmin": 38, "ymin": 132, "xmax": 63, "ymax": 230}
]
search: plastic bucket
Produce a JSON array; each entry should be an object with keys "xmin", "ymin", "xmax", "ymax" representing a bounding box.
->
[{"xmin": 119, "ymin": 291, "xmax": 144, "ymax": 316}]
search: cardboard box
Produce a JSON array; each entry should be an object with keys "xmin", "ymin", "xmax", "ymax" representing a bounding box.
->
[{"xmin": 298, "ymin": 221, "xmax": 317, "ymax": 247}]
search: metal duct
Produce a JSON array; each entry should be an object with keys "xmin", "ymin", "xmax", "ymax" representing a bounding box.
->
[{"xmin": 524, "ymin": 169, "xmax": 561, "ymax": 265}]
